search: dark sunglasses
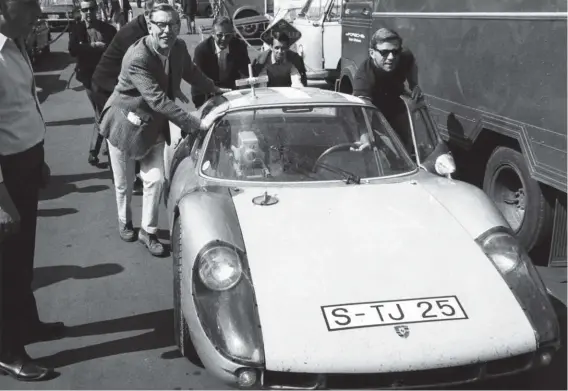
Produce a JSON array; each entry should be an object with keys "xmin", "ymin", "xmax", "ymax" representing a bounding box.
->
[
  {"xmin": 375, "ymin": 48, "xmax": 402, "ymax": 57},
  {"xmin": 80, "ymin": 6, "xmax": 96, "ymax": 11}
]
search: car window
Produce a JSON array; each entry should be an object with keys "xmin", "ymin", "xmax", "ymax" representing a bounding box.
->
[{"xmin": 200, "ymin": 105, "xmax": 415, "ymax": 183}]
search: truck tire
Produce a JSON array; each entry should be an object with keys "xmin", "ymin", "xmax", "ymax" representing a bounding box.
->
[{"xmin": 483, "ymin": 146, "xmax": 553, "ymax": 252}]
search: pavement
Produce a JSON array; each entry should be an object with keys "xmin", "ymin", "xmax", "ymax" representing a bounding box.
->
[{"xmin": 0, "ymin": 10, "xmax": 565, "ymax": 390}]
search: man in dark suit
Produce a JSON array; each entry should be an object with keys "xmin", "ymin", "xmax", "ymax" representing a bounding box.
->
[
  {"xmin": 69, "ymin": 0, "xmax": 116, "ymax": 163},
  {"xmin": 99, "ymin": 4, "xmax": 228, "ymax": 256},
  {"xmin": 191, "ymin": 15, "xmax": 250, "ymax": 108}
]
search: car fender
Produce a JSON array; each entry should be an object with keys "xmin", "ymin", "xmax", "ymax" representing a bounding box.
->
[
  {"xmin": 176, "ymin": 189, "xmax": 248, "ymax": 386},
  {"xmin": 417, "ymin": 173, "xmax": 510, "ymax": 239}
]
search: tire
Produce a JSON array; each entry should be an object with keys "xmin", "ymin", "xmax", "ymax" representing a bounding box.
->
[
  {"xmin": 235, "ymin": 10, "xmax": 260, "ymax": 38},
  {"xmin": 172, "ymin": 217, "xmax": 194, "ymax": 357},
  {"xmin": 483, "ymin": 146, "xmax": 553, "ymax": 252}
]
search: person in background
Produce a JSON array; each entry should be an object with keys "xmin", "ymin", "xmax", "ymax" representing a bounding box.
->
[
  {"xmin": 192, "ymin": 15, "xmax": 249, "ymax": 108},
  {"xmin": 0, "ymin": 0, "xmax": 65, "ymax": 381},
  {"xmin": 98, "ymin": 4, "xmax": 229, "ymax": 256},
  {"xmin": 90, "ymin": 0, "xmax": 168, "ymax": 191},
  {"xmin": 252, "ymin": 31, "xmax": 307, "ymax": 87},
  {"xmin": 181, "ymin": 0, "xmax": 196, "ymax": 34},
  {"xmin": 69, "ymin": 0, "xmax": 116, "ymax": 164}
]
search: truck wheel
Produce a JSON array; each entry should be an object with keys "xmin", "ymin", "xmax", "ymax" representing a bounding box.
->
[
  {"xmin": 483, "ymin": 146, "xmax": 553, "ymax": 252},
  {"xmin": 172, "ymin": 218, "xmax": 194, "ymax": 358}
]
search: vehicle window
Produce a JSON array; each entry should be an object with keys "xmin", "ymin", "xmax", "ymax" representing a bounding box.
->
[
  {"xmin": 410, "ymin": 109, "xmax": 438, "ymax": 162},
  {"xmin": 299, "ymin": 0, "xmax": 327, "ymax": 20},
  {"xmin": 325, "ymin": 0, "xmax": 342, "ymax": 21},
  {"xmin": 201, "ymin": 105, "xmax": 415, "ymax": 183}
]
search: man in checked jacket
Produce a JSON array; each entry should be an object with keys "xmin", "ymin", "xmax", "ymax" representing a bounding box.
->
[{"xmin": 99, "ymin": 3, "xmax": 229, "ymax": 256}]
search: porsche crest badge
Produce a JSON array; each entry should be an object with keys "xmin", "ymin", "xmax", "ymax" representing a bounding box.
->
[{"xmin": 394, "ymin": 325, "xmax": 410, "ymax": 338}]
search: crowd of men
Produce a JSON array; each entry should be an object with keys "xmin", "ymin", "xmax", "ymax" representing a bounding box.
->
[{"xmin": 0, "ymin": 0, "xmax": 419, "ymax": 381}]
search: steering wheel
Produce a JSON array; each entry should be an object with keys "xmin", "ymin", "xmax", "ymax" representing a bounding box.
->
[{"xmin": 312, "ymin": 143, "xmax": 355, "ymax": 172}]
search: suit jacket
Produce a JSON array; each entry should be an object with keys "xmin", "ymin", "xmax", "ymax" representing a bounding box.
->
[
  {"xmin": 251, "ymin": 49, "xmax": 308, "ymax": 87},
  {"xmin": 68, "ymin": 20, "xmax": 117, "ymax": 87},
  {"xmin": 99, "ymin": 36, "xmax": 216, "ymax": 160},
  {"xmin": 191, "ymin": 36, "xmax": 250, "ymax": 107},
  {"xmin": 91, "ymin": 14, "xmax": 148, "ymax": 94}
]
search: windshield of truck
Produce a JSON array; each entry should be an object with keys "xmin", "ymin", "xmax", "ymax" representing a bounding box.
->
[
  {"xmin": 299, "ymin": 0, "xmax": 327, "ymax": 20},
  {"xmin": 200, "ymin": 105, "xmax": 416, "ymax": 183}
]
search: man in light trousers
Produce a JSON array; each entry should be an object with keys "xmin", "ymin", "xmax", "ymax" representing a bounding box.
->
[{"xmin": 99, "ymin": 4, "xmax": 228, "ymax": 256}]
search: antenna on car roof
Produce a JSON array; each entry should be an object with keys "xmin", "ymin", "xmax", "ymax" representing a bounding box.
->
[{"xmin": 235, "ymin": 64, "xmax": 269, "ymax": 99}]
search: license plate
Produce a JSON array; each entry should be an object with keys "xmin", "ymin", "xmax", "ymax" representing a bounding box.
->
[
  {"xmin": 49, "ymin": 14, "xmax": 60, "ymax": 19},
  {"xmin": 321, "ymin": 296, "xmax": 468, "ymax": 332}
]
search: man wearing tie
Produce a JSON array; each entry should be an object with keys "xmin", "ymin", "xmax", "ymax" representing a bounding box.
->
[{"xmin": 191, "ymin": 15, "xmax": 250, "ymax": 108}]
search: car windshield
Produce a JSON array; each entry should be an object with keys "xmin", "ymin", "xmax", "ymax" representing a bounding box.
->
[
  {"xmin": 41, "ymin": 0, "xmax": 74, "ymax": 6},
  {"xmin": 200, "ymin": 105, "xmax": 416, "ymax": 183}
]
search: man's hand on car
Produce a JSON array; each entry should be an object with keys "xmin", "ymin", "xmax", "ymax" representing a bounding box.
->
[
  {"xmin": 351, "ymin": 133, "xmax": 371, "ymax": 151},
  {"xmin": 411, "ymin": 85, "xmax": 423, "ymax": 100},
  {"xmin": 0, "ymin": 183, "xmax": 20, "ymax": 243},
  {"xmin": 214, "ymin": 87, "xmax": 232, "ymax": 95}
]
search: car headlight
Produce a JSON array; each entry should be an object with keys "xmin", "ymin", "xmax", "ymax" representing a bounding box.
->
[
  {"xmin": 193, "ymin": 242, "xmax": 265, "ymax": 365},
  {"xmin": 477, "ymin": 228, "xmax": 561, "ymax": 349},
  {"xmin": 198, "ymin": 246, "xmax": 242, "ymax": 291}
]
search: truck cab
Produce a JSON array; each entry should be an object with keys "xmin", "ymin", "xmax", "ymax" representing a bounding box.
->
[{"xmin": 289, "ymin": 0, "xmax": 343, "ymax": 85}]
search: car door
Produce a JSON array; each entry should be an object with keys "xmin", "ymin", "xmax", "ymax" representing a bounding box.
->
[
  {"xmin": 321, "ymin": 0, "xmax": 342, "ymax": 70},
  {"xmin": 399, "ymin": 95, "xmax": 455, "ymax": 176}
]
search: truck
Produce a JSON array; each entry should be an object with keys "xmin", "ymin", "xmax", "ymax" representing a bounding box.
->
[{"xmin": 288, "ymin": 0, "xmax": 567, "ymax": 305}]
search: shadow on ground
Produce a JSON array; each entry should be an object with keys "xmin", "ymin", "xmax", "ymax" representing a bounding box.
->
[
  {"xmin": 33, "ymin": 263, "xmax": 125, "ymax": 291},
  {"xmin": 39, "ymin": 170, "xmax": 112, "ymax": 201},
  {"xmin": 33, "ymin": 51, "xmax": 74, "ymax": 74},
  {"xmin": 35, "ymin": 74, "xmax": 69, "ymax": 104},
  {"xmin": 46, "ymin": 117, "xmax": 94, "ymax": 127},
  {"xmin": 35, "ymin": 309, "xmax": 205, "ymax": 369}
]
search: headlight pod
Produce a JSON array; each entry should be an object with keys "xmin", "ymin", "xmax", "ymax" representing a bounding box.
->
[
  {"xmin": 479, "ymin": 231, "xmax": 522, "ymax": 274},
  {"xmin": 198, "ymin": 246, "xmax": 242, "ymax": 291},
  {"xmin": 477, "ymin": 228, "xmax": 561, "ymax": 349},
  {"xmin": 193, "ymin": 242, "xmax": 264, "ymax": 365}
]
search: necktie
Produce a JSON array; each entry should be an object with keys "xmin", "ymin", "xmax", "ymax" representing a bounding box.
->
[{"xmin": 218, "ymin": 49, "xmax": 228, "ymax": 79}]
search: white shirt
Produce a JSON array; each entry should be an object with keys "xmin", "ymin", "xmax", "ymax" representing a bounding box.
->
[{"xmin": 0, "ymin": 33, "xmax": 46, "ymax": 158}]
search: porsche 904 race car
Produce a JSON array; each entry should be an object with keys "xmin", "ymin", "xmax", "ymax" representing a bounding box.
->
[{"xmin": 164, "ymin": 86, "xmax": 561, "ymax": 389}]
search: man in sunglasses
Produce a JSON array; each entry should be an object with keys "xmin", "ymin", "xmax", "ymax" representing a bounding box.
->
[
  {"xmin": 68, "ymin": 0, "xmax": 116, "ymax": 151},
  {"xmin": 192, "ymin": 15, "xmax": 250, "ymax": 108},
  {"xmin": 352, "ymin": 28, "xmax": 420, "ymax": 151},
  {"xmin": 98, "ymin": 4, "xmax": 228, "ymax": 256}
]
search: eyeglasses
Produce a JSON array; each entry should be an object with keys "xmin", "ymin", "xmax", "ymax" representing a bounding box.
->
[
  {"xmin": 374, "ymin": 48, "xmax": 402, "ymax": 57},
  {"xmin": 214, "ymin": 33, "xmax": 233, "ymax": 39},
  {"xmin": 80, "ymin": 6, "xmax": 96, "ymax": 11},
  {"xmin": 150, "ymin": 20, "xmax": 181, "ymax": 31}
]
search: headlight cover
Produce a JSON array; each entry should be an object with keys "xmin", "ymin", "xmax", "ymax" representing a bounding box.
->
[
  {"xmin": 198, "ymin": 246, "xmax": 243, "ymax": 291},
  {"xmin": 193, "ymin": 242, "xmax": 264, "ymax": 365},
  {"xmin": 477, "ymin": 228, "xmax": 561, "ymax": 348}
]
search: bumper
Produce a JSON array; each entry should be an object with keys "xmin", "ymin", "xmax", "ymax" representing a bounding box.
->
[{"xmin": 254, "ymin": 348, "xmax": 555, "ymax": 389}]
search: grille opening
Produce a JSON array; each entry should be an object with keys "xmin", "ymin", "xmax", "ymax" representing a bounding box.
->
[
  {"xmin": 263, "ymin": 371, "xmax": 320, "ymax": 389},
  {"xmin": 485, "ymin": 353, "xmax": 534, "ymax": 375}
]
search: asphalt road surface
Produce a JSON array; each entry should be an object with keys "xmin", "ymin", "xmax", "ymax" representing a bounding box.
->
[{"xmin": 0, "ymin": 12, "xmax": 565, "ymax": 390}]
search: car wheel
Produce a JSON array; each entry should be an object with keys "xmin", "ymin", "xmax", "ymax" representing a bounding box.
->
[
  {"xmin": 172, "ymin": 217, "xmax": 194, "ymax": 358},
  {"xmin": 483, "ymin": 146, "xmax": 553, "ymax": 252}
]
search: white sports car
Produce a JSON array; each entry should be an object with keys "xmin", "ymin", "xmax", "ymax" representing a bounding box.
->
[{"xmin": 164, "ymin": 86, "xmax": 561, "ymax": 389}]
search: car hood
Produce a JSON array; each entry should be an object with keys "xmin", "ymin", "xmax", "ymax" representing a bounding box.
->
[{"xmin": 231, "ymin": 182, "xmax": 536, "ymax": 373}]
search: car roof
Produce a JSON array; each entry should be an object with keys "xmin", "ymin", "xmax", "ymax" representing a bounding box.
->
[{"xmin": 220, "ymin": 87, "xmax": 373, "ymax": 110}]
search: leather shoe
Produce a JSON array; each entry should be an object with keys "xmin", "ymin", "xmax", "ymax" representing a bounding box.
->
[
  {"xmin": 0, "ymin": 353, "xmax": 52, "ymax": 381},
  {"xmin": 28, "ymin": 321, "xmax": 66, "ymax": 342}
]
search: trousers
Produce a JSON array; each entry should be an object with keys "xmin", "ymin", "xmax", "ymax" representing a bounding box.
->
[
  {"xmin": 107, "ymin": 141, "xmax": 165, "ymax": 234},
  {"xmin": 0, "ymin": 142, "xmax": 44, "ymax": 354}
]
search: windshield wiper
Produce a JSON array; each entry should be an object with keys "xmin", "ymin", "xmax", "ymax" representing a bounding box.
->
[{"xmin": 271, "ymin": 145, "xmax": 362, "ymax": 185}]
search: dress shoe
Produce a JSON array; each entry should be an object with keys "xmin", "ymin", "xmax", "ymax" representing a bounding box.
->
[
  {"xmin": 138, "ymin": 229, "xmax": 166, "ymax": 257},
  {"xmin": 0, "ymin": 352, "xmax": 52, "ymax": 381}
]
